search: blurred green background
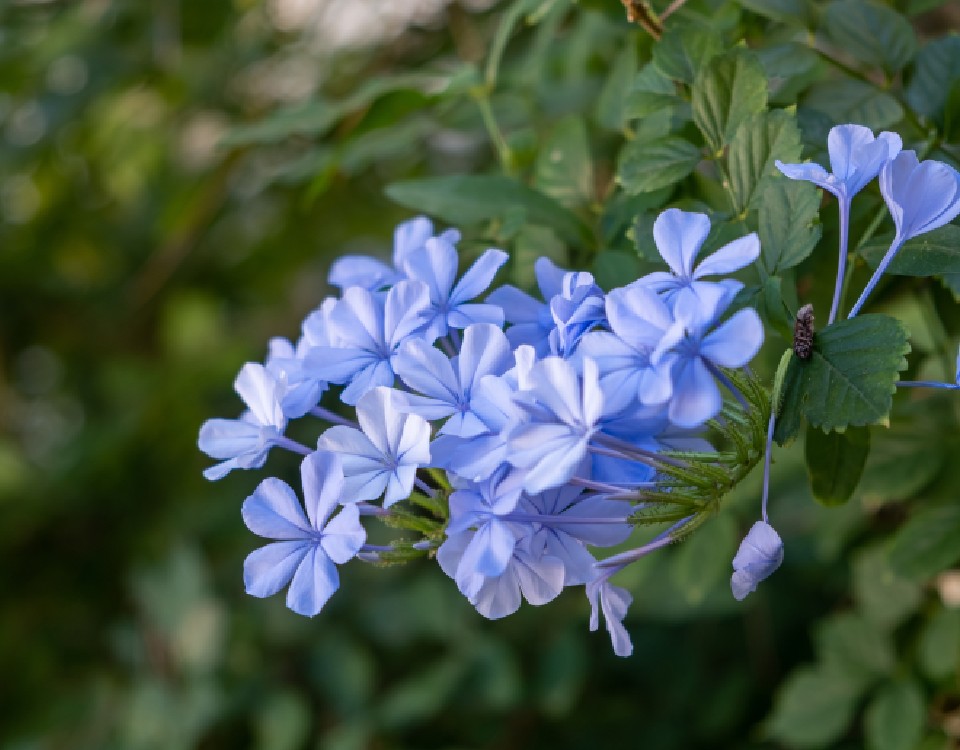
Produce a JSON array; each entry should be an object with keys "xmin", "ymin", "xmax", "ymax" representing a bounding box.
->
[{"xmin": 2, "ymin": 1, "xmax": 959, "ymax": 748}]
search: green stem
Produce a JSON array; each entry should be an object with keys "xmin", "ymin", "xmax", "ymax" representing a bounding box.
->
[{"xmin": 472, "ymin": 89, "xmax": 515, "ymax": 175}]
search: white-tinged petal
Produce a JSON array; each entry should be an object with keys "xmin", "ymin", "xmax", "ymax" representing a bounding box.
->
[
  {"xmin": 320, "ymin": 504, "xmax": 366, "ymax": 564},
  {"xmin": 243, "ymin": 541, "xmax": 310, "ymax": 598},
  {"xmin": 286, "ymin": 546, "xmax": 339, "ymax": 616},
  {"xmin": 300, "ymin": 451, "xmax": 345, "ymax": 530},
  {"xmin": 242, "ymin": 477, "xmax": 312, "ymax": 539}
]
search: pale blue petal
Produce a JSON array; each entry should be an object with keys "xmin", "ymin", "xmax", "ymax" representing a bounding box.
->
[
  {"xmin": 339, "ymin": 360, "xmax": 394, "ymax": 405},
  {"xmin": 403, "ymin": 237, "xmax": 458, "ymax": 301},
  {"xmin": 486, "ymin": 285, "xmax": 544, "ymax": 324},
  {"xmin": 458, "ymin": 324, "xmax": 512, "ymax": 395},
  {"xmin": 775, "ymin": 160, "xmax": 838, "ymax": 196},
  {"xmin": 461, "ymin": 518, "xmax": 517, "ymax": 578},
  {"xmin": 535, "ymin": 256, "xmax": 566, "ymax": 299},
  {"xmin": 693, "ymin": 233, "xmax": 760, "ymax": 278},
  {"xmin": 472, "ymin": 569, "xmax": 522, "ymax": 619},
  {"xmin": 243, "ymin": 541, "xmax": 310, "ymax": 598},
  {"xmin": 305, "ymin": 346, "xmax": 379, "ymax": 384},
  {"xmin": 700, "ymin": 308, "xmax": 764, "ymax": 368},
  {"xmin": 198, "ymin": 418, "xmax": 260, "ymax": 460},
  {"xmin": 393, "ymin": 339, "xmax": 459, "ymax": 404},
  {"xmin": 328, "ymin": 255, "xmax": 396, "ymax": 291},
  {"xmin": 450, "ymin": 248, "xmax": 509, "ymax": 304},
  {"xmin": 447, "ymin": 303, "xmax": 505, "ymax": 330},
  {"xmin": 234, "ymin": 363, "xmax": 285, "ymax": 428},
  {"xmin": 317, "ymin": 425, "xmax": 379, "ymax": 463},
  {"xmin": 300, "ymin": 451, "xmax": 344, "ymax": 530},
  {"xmin": 437, "ymin": 530, "xmax": 471, "ymax": 579},
  {"xmin": 286, "ymin": 545, "xmax": 339, "ymax": 616},
  {"xmin": 384, "ymin": 464, "xmax": 417, "ymax": 506},
  {"xmin": 393, "ymin": 216, "xmax": 434, "ymax": 267},
  {"xmin": 515, "ymin": 550, "xmax": 565, "ymax": 606},
  {"xmin": 242, "ymin": 477, "xmax": 311, "ymax": 539},
  {"xmin": 331, "ymin": 287, "xmax": 383, "ymax": 350},
  {"xmin": 827, "ymin": 123, "xmax": 876, "ymax": 183},
  {"xmin": 668, "ymin": 357, "xmax": 722, "ymax": 428},
  {"xmin": 652, "ymin": 208, "xmax": 711, "ymax": 278},
  {"xmin": 321, "ymin": 504, "xmax": 366, "ymax": 564},
  {"xmin": 731, "ymin": 520, "xmax": 784, "ymax": 601},
  {"xmin": 385, "ymin": 279, "xmax": 431, "ymax": 345}
]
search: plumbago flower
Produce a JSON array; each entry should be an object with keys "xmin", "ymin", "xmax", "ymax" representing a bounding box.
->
[{"xmin": 201, "ymin": 205, "xmax": 775, "ymax": 657}]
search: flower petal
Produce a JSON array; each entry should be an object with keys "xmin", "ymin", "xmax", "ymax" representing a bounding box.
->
[
  {"xmin": 243, "ymin": 541, "xmax": 310, "ymax": 599},
  {"xmin": 242, "ymin": 477, "xmax": 312, "ymax": 539},
  {"xmin": 652, "ymin": 208, "xmax": 711, "ymax": 279},
  {"xmin": 286, "ymin": 545, "xmax": 339, "ymax": 616}
]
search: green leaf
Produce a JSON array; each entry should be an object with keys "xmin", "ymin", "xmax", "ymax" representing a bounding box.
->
[
  {"xmin": 859, "ymin": 405, "xmax": 945, "ymax": 502},
  {"xmin": 693, "ymin": 49, "xmax": 769, "ymax": 153},
  {"xmin": 804, "ymin": 424, "xmax": 870, "ymax": 506},
  {"xmin": 766, "ymin": 665, "xmax": 862, "ymax": 749},
  {"xmin": 652, "ymin": 24, "xmax": 723, "ymax": 85},
  {"xmin": 385, "ymin": 175, "xmax": 592, "ymax": 249},
  {"xmin": 671, "ymin": 514, "xmax": 738, "ymax": 606},
  {"xmin": 823, "ymin": 0, "xmax": 918, "ymax": 74},
  {"xmin": 737, "ymin": 0, "xmax": 816, "ymax": 26},
  {"xmin": 860, "ymin": 225, "xmax": 960, "ymax": 277},
  {"xmin": 617, "ymin": 136, "xmax": 702, "ymax": 194},
  {"xmin": 852, "ymin": 545, "xmax": 923, "ymax": 630},
  {"xmin": 762, "ymin": 276, "xmax": 799, "ymax": 341},
  {"xmin": 815, "ymin": 612, "xmax": 896, "ymax": 680},
  {"xmin": 803, "ymin": 78, "xmax": 904, "ymax": 131},
  {"xmin": 592, "ymin": 251, "xmax": 642, "ymax": 291},
  {"xmin": 758, "ymin": 178, "xmax": 822, "ymax": 273},
  {"xmin": 773, "ymin": 353, "xmax": 805, "ymax": 445},
  {"xmin": 534, "ymin": 115, "xmax": 594, "ymax": 210},
  {"xmin": 944, "ymin": 78, "xmax": 960, "ymax": 144},
  {"xmin": 727, "ymin": 110, "xmax": 803, "ymax": 214},
  {"xmin": 906, "ymin": 33, "xmax": 960, "ymax": 122},
  {"xmin": 889, "ymin": 503, "xmax": 960, "ymax": 579},
  {"xmin": 596, "ymin": 42, "xmax": 637, "ymax": 131},
  {"xmin": 624, "ymin": 63, "xmax": 686, "ymax": 120},
  {"xmin": 864, "ymin": 680, "xmax": 925, "ymax": 750},
  {"xmin": 797, "ymin": 314, "xmax": 910, "ymax": 431},
  {"xmin": 918, "ymin": 608, "xmax": 960, "ymax": 681}
]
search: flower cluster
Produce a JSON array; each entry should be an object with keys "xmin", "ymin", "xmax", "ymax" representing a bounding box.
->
[{"xmin": 199, "ymin": 209, "xmax": 766, "ymax": 656}]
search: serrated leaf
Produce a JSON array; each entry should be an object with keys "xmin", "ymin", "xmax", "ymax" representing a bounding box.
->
[
  {"xmin": 889, "ymin": 503, "xmax": 960, "ymax": 579},
  {"xmin": 865, "ymin": 680, "xmax": 925, "ymax": 750},
  {"xmin": 693, "ymin": 50, "xmax": 769, "ymax": 153},
  {"xmin": 823, "ymin": 0, "xmax": 918, "ymax": 74},
  {"xmin": 385, "ymin": 176, "xmax": 592, "ymax": 249},
  {"xmin": 805, "ymin": 424, "xmax": 870, "ymax": 506},
  {"xmin": 652, "ymin": 24, "xmax": 723, "ymax": 85},
  {"xmin": 534, "ymin": 115, "xmax": 594, "ymax": 210},
  {"xmin": 906, "ymin": 33, "xmax": 960, "ymax": 122},
  {"xmin": 766, "ymin": 665, "xmax": 862, "ymax": 749},
  {"xmin": 727, "ymin": 110, "xmax": 803, "ymax": 214},
  {"xmin": 853, "ymin": 545, "xmax": 923, "ymax": 630},
  {"xmin": 815, "ymin": 612, "xmax": 896, "ymax": 680},
  {"xmin": 738, "ymin": 0, "xmax": 816, "ymax": 26},
  {"xmin": 617, "ymin": 136, "xmax": 702, "ymax": 194},
  {"xmin": 859, "ymin": 225, "xmax": 960, "ymax": 277},
  {"xmin": 803, "ymin": 78, "xmax": 904, "ymax": 130},
  {"xmin": 759, "ymin": 178, "xmax": 822, "ymax": 273},
  {"xmin": 799, "ymin": 314, "xmax": 910, "ymax": 431}
]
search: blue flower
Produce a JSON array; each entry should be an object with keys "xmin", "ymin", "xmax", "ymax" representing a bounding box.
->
[
  {"xmin": 198, "ymin": 363, "xmax": 289, "ymax": 480},
  {"xmin": 437, "ymin": 528, "xmax": 566, "ymax": 619},
  {"xmin": 587, "ymin": 579, "xmax": 633, "ymax": 657},
  {"xmin": 327, "ymin": 216, "xmax": 457, "ymax": 291},
  {"xmin": 393, "ymin": 323, "xmax": 513, "ymax": 437},
  {"xmin": 730, "ymin": 520, "xmax": 783, "ymax": 601},
  {"xmin": 305, "ymin": 280, "xmax": 431, "ymax": 405},
  {"xmin": 487, "ymin": 257, "xmax": 567, "ymax": 354},
  {"xmin": 264, "ymin": 337, "xmax": 327, "ymax": 419},
  {"xmin": 242, "ymin": 451, "xmax": 366, "ymax": 616},
  {"xmin": 317, "ymin": 387, "xmax": 431, "ymax": 506},
  {"xmin": 508, "ymin": 357, "xmax": 604, "ymax": 494},
  {"xmin": 577, "ymin": 283, "xmax": 676, "ymax": 415},
  {"xmin": 402, "ymin": 234, "xmax": 509, "ymax": 341},
  {"xmin": 776, "ymin": 124, "xmax": 902, "ymax": 201},
  {"xmin": 547, "ymin": 271, "xmax": 607, "ymax": 357},
  {"xmin": 637, "ymin": 208, "xmax": 758, "ymax": 306},
  {"xmin": 654, "ymin": 284, "xmax": 763, "ymax": 428},
  {"xmin": 849, "ymin": 151, "xmax": 960, "ymax": 318}
]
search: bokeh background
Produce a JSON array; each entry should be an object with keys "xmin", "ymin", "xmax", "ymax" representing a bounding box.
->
[{"xmin": 2, "ymin": 1, "xmax": 960, "ymax": 748}]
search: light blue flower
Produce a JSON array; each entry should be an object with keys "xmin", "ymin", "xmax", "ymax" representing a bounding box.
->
[
  {"xmin": 486, "ymin": 257, "xmax": 567, "ymax": 354},
  {"xmin": 776, "ymin": 124, "xmax": 902, "ymax": 201},
  {"xmin": 577, "ymin": 282, "xmax": 676, "ymax": 415},
  {"xmin": 777, "ymin": 124, "xmax": 902, "ymax": 323},
  {"xmin": 850, "ymin": 151, "xmax": 960, "ymax": 318},
  {"xmin": 198, "ymin": 363, "xmax": 289, "ymax": 480},
  {"xmin": 637, "ymin": 208, "xmax": 758, "ymax": 307},
  {"xmin": 654, "ymin": 284, "xmax": 763, "ymax": 428},
  {"xmin": 548, "ymin": 271, "xmax": 607, "ymax": 357},
  {"xmin": 242, "ymin": 451, "xmax": 366, "ymax": 616},
  {"xmin": 305, "ymin": 280, "xmax": 431, "ymax": 405},
  {"xmin": 587, "ymin": 579, "xmax": 633, "ymax": 657},
  {"xmin": 437, "ymin": 528, "xmax": 566, "ymax": 619},
  {"xmin": 327, "ymin": 216, "xmax": 458, "ymax": 291},
  {"xmin": 393, "ymin": 323, "xmax": 513, "ymax": 437},
  {"xmin": 730, "ymin": 520, "xmax": 783, "ymax": 601},
  {"xmin": 508, "ymin": 357, "xmax": 604, "ymax": 494},
  {"xmin": 402, "ymin": 235, "xmax": 509, "ymax": 341},
  {"xmin": 264, "ymin": 337, "xmax": 327, "ymax": 419},
  {"xmin": 317, "ymin": 387, "xmax": 431, "ymax": 506}
]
